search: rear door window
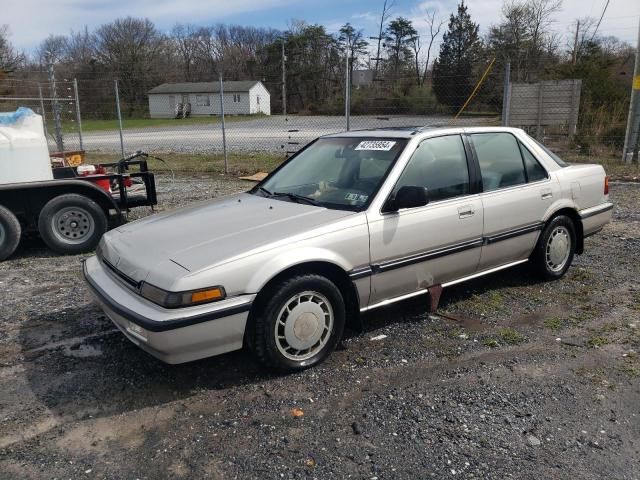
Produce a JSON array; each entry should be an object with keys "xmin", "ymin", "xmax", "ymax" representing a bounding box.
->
[
  {"xmin": 520, "ymin": 143, "xmax": 548, "ymax": 182},
  {"xmin": 471, "ymin": 133, "xmax": 526, "ymax": 192}
]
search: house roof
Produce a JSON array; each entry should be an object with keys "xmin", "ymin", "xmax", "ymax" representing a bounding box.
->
[{"xmin": 148, "ymin": 81, "xmax": 264, "ymax": 95}]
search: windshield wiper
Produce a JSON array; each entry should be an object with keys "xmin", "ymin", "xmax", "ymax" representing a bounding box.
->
[
  {"xmin": 272, "ymin": 192, "xmax": 321, "ymax": 206},
  {"xmin": 255, "ymin": 186, "xmax": 273, "ymax": 197}
]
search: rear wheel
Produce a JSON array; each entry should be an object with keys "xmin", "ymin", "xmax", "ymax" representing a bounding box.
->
[
  {"xmin": 251, "ymin": 274, "xmax": 345, "ymax": 372},
  {"xmin": 38, "ymin": 194, "xmax": 107, "ymax": 254},
  {"xmin": 0, "ymin": 205, "xmax": 21, "ymax": 261},
  {"xmin": 532, "ymin": 215, "xmax": 576, "ymax": 280}
]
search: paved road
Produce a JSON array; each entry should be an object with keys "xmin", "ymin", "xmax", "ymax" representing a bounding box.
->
[{"xmin": 61, "ymin": 115, "xmax": 497, "ymax": 154}]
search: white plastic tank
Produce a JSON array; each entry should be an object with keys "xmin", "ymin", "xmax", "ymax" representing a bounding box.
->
[{"xmin": 0, "ymin": 107, "xmax": 53, "ymax": 184}]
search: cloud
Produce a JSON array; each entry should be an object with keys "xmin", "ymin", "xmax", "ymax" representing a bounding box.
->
[{"xmin": 4, "ymin": 0, "xmax": 297, "ymax": 50}]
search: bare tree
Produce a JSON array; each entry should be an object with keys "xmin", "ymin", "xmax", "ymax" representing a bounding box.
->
[
  {"xmin": 0, "ymin": 25, "xmax": 24, "ymax": 73},
  {"xmin": 171, "ymin": 23, "xmax": 200, "ymax": 81},
  {"xmin": 373, "ymin": 0, "xmax": 395, "ymax": 76},
  {"xmin": 421, "ymin": 9, "xmax": 444, "ymax": 85},
  {"xmin": 36, "ymin": 34, "xmax": 68, "ymax": 65},
  {"xmin": 408, "ymin": 33, "xmax": 421, "ymax": 85},
  {"xmin": 93, "ymin": 17, "xmax": 165, "ymax": 115},
  {"xmin": 66, "ymin": 27, "xmax": 95, "ymax": 65},
  {"xmin": 569, "ymin": 17, "xmax": 597, "ymax": 64}
]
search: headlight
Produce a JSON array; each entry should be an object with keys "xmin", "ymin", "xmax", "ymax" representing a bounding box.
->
[{"xmin": 139, "ymin": 282, "xmax": 226, "ymax": 308}]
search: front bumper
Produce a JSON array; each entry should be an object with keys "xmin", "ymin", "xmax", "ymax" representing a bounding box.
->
[{"xmin": 83, "ymin": 256, "xmax": 254, "ymax": 364}]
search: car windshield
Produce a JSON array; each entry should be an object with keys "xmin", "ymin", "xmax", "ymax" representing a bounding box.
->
[{"xmin": 254, "ymin": 137, "xmax": 408, "ymax": 210}]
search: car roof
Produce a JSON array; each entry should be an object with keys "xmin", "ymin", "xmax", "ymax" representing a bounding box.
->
[{"xmin": 323, "ymin": 125, "xmax": 522, "ymax": 139}]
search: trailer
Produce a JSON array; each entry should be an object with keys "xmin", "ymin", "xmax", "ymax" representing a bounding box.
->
[{"xmin": 0, "ymin": 108, "xmax": 157, "ymax": 260}]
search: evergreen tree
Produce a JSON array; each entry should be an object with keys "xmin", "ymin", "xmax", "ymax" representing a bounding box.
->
[
  {"xmin": 432, "ymin": 2, "xmax": 480, "ymax": 109},
  {"xmin": 384, "ymin": 17, "xmax": 418, "ymax": 78}
]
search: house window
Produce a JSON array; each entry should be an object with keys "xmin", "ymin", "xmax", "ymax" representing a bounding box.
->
[
  {"xmin": 256, "ymin": 95, "xmax": 260, "ymax": 105},
  {"xmin": 233, "ymin": 94, "xmax": 241, "ymax": 103},
  {"xmin": 195, "ymin": 95, "xmax": 210, "ymax": 106}
]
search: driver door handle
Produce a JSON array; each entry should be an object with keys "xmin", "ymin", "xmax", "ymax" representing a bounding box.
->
[{"xmin": 458, "ymin": 205, "xmax": 475, "ymax": 219}]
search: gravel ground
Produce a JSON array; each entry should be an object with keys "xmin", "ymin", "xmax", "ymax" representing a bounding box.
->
[{"xmin": 0, "ymin": 176, "xmax": 639, "ymax": 479}]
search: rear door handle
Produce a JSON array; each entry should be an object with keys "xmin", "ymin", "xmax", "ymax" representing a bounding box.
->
[
  {"xmin": 458, "ymin": 205, "xmax": 475, "ymax": 219},
  {"xmin": 541, "ymin": 188, "xmax": 553, "ymax": 200}
]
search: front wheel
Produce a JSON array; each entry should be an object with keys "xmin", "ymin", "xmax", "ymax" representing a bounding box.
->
[
  {"xmin": 531, "ymin": 215, "xmax": 576, "ymax": 280},
  {"xmin": 38, "ymin": 194, "xmax": 108, "ymax": 255},
  {"xmin": 251, "ymin": 274, "xmax": 346, "ymax": 372}
]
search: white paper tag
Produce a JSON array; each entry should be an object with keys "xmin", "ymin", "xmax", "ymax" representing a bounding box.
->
[{"xmin": 355, "ymin": 140, "xmax": 396, "ymax": 151}]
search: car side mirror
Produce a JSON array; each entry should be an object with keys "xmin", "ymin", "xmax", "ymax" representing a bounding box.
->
[{"xmin": 385, "ymin": 186, "xmax": 429, "ymax": 212}]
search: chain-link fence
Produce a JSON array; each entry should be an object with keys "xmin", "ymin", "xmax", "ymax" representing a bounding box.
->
[{"xmin": 0, "ymin": 63, "xmax": 634, "ymax": 175}]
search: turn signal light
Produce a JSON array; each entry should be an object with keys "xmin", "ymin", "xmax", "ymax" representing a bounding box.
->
[
  {"xmin": 191, "ymin": 287, "xmax": 225, "ymax": 303},
  {"xmin": 604, "ymin": 176, "xmax": 609, "ymax": 195}
]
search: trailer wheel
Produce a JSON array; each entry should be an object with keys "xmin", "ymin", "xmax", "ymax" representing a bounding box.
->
[
  {"xmin": 38, "ymin": 194, "xmax": 107, "ymax": 254},
  {"xmin": 0, "ymin": 205, "xmax": 21, "ymax": 261}
]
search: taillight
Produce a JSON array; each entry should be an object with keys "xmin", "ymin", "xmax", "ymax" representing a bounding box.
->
[{"xmin": 604, "ymin": 176, "xmax": 609, "ymax": 195}]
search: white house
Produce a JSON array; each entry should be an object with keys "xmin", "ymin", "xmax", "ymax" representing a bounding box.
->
[{"xmin": 147, "ymin": 81, "xmax": 271, "ymax": 117}]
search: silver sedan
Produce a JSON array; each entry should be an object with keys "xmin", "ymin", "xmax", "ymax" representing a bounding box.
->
[{"xmin": 83, "ymin": 126, "xmax": 612, "ymax": 371}]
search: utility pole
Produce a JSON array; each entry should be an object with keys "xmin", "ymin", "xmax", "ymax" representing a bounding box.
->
[
  {"xmin": 572, "ymin": 20, "xmax": 580, "ymax": 65},
  {"xmin": 345, "ymin": 49, "xmax": 351, "ymax": 131},
  {"xmin": 622, "ymin": 17, "xmax": 640, "ymax": 163},
  {"xmin": 47, "ymin": 62, "xmax": 64, "ymax": 153},
  {"xmin": 73, "ymin": 78, "xmax": 83, "ymax": 150},
  {"xmin": 501, "ymin": 62, "xmax": 511, "ymax": 126},
  {"xmin": 281, "ymin": 39, "xmax": 287, "ymax": 117}
]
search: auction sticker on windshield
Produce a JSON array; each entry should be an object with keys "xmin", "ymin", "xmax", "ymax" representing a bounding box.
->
[{"xmin": 355, "ymin": 140, "xmax": 396, "ymax": 151}]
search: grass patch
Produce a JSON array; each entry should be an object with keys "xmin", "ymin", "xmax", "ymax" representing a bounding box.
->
[
  {"xmin": 62, "ymin": 115, "xmax": 262, "ymax": 133},
  {"xmin": 544, "ymin": 316, "xmax": 564, "ymax": 331},
  {"xmin": 85, "ymin": 151, "xmax": 285, "ymax": 176},
  {"xmin": 570, "ymin": 268, "xmax": 592, "ymax": 282},
  {"xmin": 587, "ymin": 335, "xmax": 609, "ymax": 348},
  {"xmin": 483, "ymin": 339, "xmax": 500, "ymax": 348},
  {"xmin": 499, "ymin": 328, "xmax": 526, "ymax": 345},
  {"xmin": 619, "ymin": 364, "xmax": 640, "ymax": 377},
  {"xmin": 464, "ymin": 290, "xmax": 505, "ymax": 313}
]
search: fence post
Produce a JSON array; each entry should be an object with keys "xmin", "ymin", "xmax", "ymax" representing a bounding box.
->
[
  {"xmin": 47, "ymin": 63, "xmax": 64, "ymax": 153},
  {"xmin": 38, "ymin": 84, "xmax": 49, "ymax": 140},
  {"xmin": 281, "ymin": 40, "xmax": 287, "ymax": 117},
  {"xmin": 501, "ymin": 61, "xmax": 511, "ymax": 127},
  {"xmin": 114, "ymin": 79, "xmax": 125, "ymax": 159},
  {"xmin": 345, "ymin": 49, "xmax": 351, "ymax": 131},
  {"xmin": 73, "ymin": 78, "xmax": 83, "ymax": 151},
  {"xmin": 218, "ymin": 73, "xmax": 229, "ymax": 174},
  {"xmin": 622, "ymin": 17, "xmax": 640, "ymax": 163}
]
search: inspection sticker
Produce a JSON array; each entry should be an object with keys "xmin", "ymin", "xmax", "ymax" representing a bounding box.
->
[
  {"xmin": 345, "ymin": 193, "xmax": 368, "ymax": 202},
  {"xmin": 355, "ymin": 140, "xmax": 396, "ymax": 151}
]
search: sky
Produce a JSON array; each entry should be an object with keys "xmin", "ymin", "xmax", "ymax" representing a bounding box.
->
[{"xmin": 2, "ymin": 0, "xmax": 639, "ymax": 55}]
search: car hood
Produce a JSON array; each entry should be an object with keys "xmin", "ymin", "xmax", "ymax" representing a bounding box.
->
[{"xmin": 100, "ymin": 193, "xmax": 355, "ymax": 283}]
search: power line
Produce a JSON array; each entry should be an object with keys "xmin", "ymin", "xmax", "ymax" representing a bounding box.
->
[{"xmin": 590, "ymin": 0, "xmax": 611, "ymax": 42}]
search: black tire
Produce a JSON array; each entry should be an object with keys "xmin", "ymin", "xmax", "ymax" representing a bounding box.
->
[
  {"xmin": 531, "ymin": 214, "xmax": 576, "ymax": 280},
  {"xmin": 0, "ymin": 205, "xmax": 21, "ymax": 261},
  {"xmin": 251, "ymin": 274, "xmax": 346, "ymax": 372},
  {"xmin": 38, "ymin": 194, "xmax": 108, "ymax": 254}
]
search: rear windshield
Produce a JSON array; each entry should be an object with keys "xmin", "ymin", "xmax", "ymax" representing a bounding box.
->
[{"xmin": 532, "ymin": 138, "xmax": 569, "ymax": 167}]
